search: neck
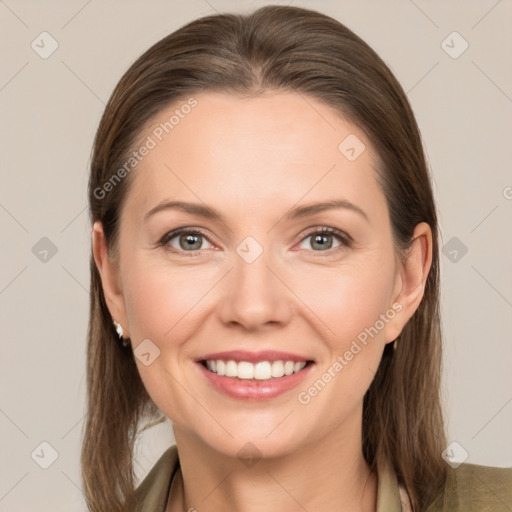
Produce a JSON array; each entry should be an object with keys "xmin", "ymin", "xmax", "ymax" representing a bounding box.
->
[{"xmin": 167, "ymin": 412, "xmax": 377, "ymax": 512}]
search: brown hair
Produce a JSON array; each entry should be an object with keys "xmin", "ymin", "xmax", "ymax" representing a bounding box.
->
[{"xmin": 82, "ymin": 5, "xmax": 447, "ymax": 511}]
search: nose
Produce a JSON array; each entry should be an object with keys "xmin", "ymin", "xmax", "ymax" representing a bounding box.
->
[{"xmin": 217, "ymin": 240, "xmax": 293, "ymax": 331}]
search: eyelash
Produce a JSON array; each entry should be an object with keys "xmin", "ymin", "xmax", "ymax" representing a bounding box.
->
[{"xmin": 158, "ymin": 226, "xmax": 352, "ymax": 257}]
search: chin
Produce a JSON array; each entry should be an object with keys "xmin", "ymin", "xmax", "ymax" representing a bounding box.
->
[{"xmin": 193, "ymin": 422, "xmax": 309, "ymax": 463}]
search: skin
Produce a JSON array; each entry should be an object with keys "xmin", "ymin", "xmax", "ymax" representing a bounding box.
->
[{"xmin": 93, "ymin": 91, "xmax": 432, "ymax": 512}]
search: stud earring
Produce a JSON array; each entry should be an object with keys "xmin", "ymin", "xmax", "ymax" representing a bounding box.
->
[{"xmin": 113, "ymin": 320, "xmax": 130, "ymax": 347}]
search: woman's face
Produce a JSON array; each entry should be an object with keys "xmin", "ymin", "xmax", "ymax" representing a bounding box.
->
[{"xmin": 95, "ymin": 91, "xmax": 425, "ymax": 459}]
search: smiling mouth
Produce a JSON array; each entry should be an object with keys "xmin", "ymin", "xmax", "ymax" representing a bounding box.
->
[{"xmin": 199, "ymin": 359, "xmax": 315, "ymax": 381}]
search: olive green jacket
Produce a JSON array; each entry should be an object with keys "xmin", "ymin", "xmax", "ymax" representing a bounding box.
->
[{"xmin": 134, "ymin": 444, "xmax": 512, "ymax": 511}]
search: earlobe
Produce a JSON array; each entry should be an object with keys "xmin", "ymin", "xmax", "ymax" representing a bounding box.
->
[
  {"xmin": 384, "ymin": 222, "xmax": 433, "ymax": 344},
  {"xmin": 92, "ymin": 221, "xmax": 129, "ymax": 337}
]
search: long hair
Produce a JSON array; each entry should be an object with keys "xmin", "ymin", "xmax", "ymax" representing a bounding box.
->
[{"xmin": 82, "ymin": 5, "xmax": 447, "ymax": 511}]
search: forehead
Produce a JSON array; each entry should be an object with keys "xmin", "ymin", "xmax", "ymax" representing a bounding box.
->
[{"xmin": 122, "ymin": 91, "xmax": 386, "ymax": 226}]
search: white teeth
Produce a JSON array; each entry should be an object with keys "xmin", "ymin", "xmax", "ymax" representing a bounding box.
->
[
  {"xmin": 271, "ymin": 360, "xmax": 284, "ymax": 378},
  {"xmin": 284, "ymin": 361, "xmax": 295, "ymax": 375},
  {"xmin": 238, "ymin": 361, "xmax": 254, "ymax": 379},
  {"xmin": 225, "ymin": 360, "xmax": 237, "ymax": 377},
  {"xmin": 203, "ymin": 359, "xmax": 308, "ymax": 380},
  {"xmin": 254, "ymin": 361, "xmax": 271, "ymax": 380},
  {"xmin": 216, "ymin": 360, "xmax": 226, "ymax": 376}
]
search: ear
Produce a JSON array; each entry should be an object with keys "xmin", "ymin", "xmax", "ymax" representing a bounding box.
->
[
  {"xmin": 383, "ymin": 222, "xmax": 433, "ymax": 344},
  {"xmin": 92, "ymin": 221, "xmax": 130, "ymax": 337}
]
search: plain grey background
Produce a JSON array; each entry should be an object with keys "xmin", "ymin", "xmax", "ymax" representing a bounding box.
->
[{"xmin": 1, "ymin": 0, "xmax": 511, "ymax": 510}]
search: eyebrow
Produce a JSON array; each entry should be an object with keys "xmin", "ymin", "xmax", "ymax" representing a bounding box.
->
[{"xmin": 144, "ymin": 199, "xmax": 369, "ymax": 223}]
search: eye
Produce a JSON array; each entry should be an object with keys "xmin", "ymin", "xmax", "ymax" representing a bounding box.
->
[
  {"xmin": 297, "ymin": 227, "xmax": 351, "ymax": 253},
  {"xmin": 159, "ymin": 228, "xmax": 214, "ymax": 255},
  {"xmin": 158, "ymin": 226, "xmax": 352, "ymax": 256}
]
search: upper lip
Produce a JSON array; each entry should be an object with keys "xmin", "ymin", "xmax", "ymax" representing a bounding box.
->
[{"xmin": 196, "ymin": 350, "xmax": 314, "ymax": 364}]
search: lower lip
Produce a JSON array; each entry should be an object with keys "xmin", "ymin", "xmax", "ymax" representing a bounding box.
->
[{"xmin": 196, "ymin": 361, "xmax": 315, "ymax": 400}]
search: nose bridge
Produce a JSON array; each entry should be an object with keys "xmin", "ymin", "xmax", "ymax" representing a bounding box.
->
[{"xmin": 218, "ymin": 234, "xmax": 291, "ymax": 329}]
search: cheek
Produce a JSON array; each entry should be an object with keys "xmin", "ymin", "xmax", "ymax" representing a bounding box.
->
[
  {"xmin": 291, "ymin": 257, "xmax": 395, "ymax": 347},
  {"xmin": 120, "ymin": 259, "xmax": 219, "ymax": 423},
  {"xmin": 289, "ymin": 254, "xmax": 396, "ymax": 406},
  {"xmin": 293, "ymin": 266, "xmax": 394, "ymax": 422},
  {"xmin": 122, "ymin": 257, "xmax": 218, "ymax": 343}
]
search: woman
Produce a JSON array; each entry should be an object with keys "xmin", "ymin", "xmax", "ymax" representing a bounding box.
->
[{"xmin": 81, "ymin": 5, "xmax": 512, "ymax": 512}]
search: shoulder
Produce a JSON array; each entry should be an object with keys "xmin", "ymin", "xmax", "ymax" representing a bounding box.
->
[
  {"xmin": 425, "ymin": 462, "xmax": 512, "ymax": 512},
  {"xmin": 132, "ymin": 445, "xmax": 180, "ymax": 512}
]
